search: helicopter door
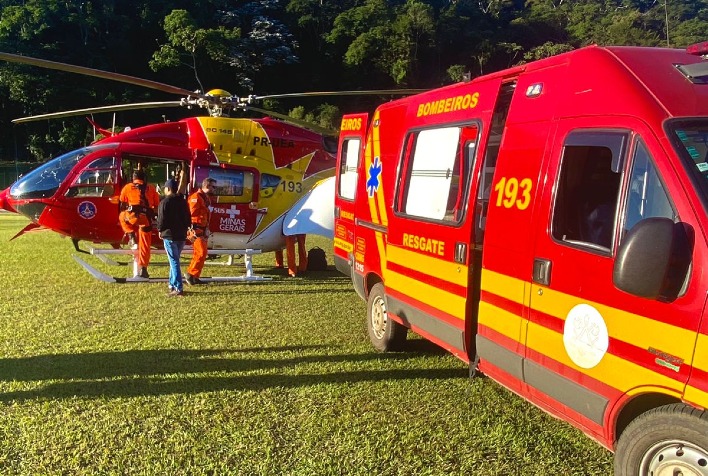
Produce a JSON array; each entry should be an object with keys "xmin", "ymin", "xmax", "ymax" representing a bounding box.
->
[
  {"xmin": 195, "ymin": 166, "xmax": 260, "ymax": 237},
  {"xmin": 63, "ymin": 155, "xmax": 123, "ymax": 242}
]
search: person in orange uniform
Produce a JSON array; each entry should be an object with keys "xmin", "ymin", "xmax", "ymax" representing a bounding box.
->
[
  {"xmin": 278, "ymin": 234, "xmax": 307, "ymax": 277},
  {"xmin": 185, "ymin": 177, "xmax": 216, "ymax": 285},
  {"xmin": 119, "ymin": 169, "xmax": 160, "ymax": 278}
]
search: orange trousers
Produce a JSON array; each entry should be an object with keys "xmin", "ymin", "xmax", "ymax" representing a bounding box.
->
[
  {"xmin": 284, "ymin": 234, "xmax": 307, "ymax": 276},
  {"xmin": 187, "ymin": 236, "xmax": 208, "ymax": 278},
  {"xmin": 119, "ymin": 211, "xmax": 152, "ymax": 267}
]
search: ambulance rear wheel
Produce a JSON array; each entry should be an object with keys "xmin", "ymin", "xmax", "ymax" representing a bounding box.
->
[
  {"xmin": 614, "ymin": 403, "xmax": 708, "ymax": 476},
  {"xmin": 367, "ymin": 283, "xmax": 407, "ymax": 352}
]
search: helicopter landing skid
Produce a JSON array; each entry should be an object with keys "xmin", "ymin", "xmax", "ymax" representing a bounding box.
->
[
  {"xmin": 73, "ymin": 248, "xmax": 272, "ymax": 283},
  {"xmin": 90, "ymin": 247, "xmax": 243, "ymax": 267}
]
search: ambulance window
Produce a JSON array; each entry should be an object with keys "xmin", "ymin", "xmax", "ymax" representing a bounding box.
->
[
  {"xmin": 552, "ymin": 133, "xmax": 626, "ymax": 251},
  {"xmin": 398, "ymin": 126, "xmax": 474, "ymax": 223},
  {"xmin": 338, "ymin": 138, "xmax": 361, "ymax": 200},
  {"xmin": 668, "ymin": 120, "xmax": 708, "ymax": 214},
  {"xmin": 623, "ymin": 141, "xmax": 676, "ymax": 234}
]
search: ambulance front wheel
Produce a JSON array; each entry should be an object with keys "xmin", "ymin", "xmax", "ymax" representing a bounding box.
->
[
  {"xmin": 367, "ymin": 283, "xmax": 407, "ymax": 352},
  {"xmin": 614, "ymin": 403, "xmax": 708, "ymax": 476}
]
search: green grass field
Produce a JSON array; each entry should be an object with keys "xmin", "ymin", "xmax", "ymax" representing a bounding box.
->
[{"xmin": 0, "ymin": 213, "xmax": 613, "ymax": 475}]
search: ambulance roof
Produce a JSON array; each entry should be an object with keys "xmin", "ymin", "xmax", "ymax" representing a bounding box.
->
[
  {"xmin": 564, "ymin": 45, "xmax": 707, "ymax": 118},
  {"xmin": 375, "ymin": 45, "xmax": 707, "ymax": 128}
]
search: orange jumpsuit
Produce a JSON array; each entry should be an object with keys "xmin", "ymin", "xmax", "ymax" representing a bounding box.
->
[
  {"xmin": 119, "ymin": 179, "xmax": 160, "ymax": 268},
  {"xmin": 187, "ymin": 189, "xmax": 211, "ymax": 278},
  {"xmin": 282, "ymin": 234, "xmax": 307, "ymax": 277}
]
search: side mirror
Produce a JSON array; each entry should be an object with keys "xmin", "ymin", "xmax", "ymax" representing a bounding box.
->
[{"xmin": 613, "ymin": 218, "xmax": 692, "ymax": 299}]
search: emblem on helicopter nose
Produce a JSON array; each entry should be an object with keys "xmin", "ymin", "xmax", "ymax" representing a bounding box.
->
[{"xmin": 77, "ymin": 201, "xmax": 97, "ymax": 219}]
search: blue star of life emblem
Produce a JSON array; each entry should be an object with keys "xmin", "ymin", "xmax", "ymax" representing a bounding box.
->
[{"xmin": 367, "ymin": 157, "xmax": 382, "ymax": 197}]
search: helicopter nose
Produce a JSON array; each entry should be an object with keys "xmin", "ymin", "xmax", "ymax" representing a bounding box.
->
[{"xmin": 0, "ymin": 187, "xmax": 17, "ymax": 213}]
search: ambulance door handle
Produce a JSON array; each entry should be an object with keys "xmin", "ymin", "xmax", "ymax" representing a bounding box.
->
[
  {"xmin": 455, "ymin": 242, "xmax": 467, "ymax": 264},
  {"xmin": 533, "ymin": 258, "xmax": 552, "ymax": 286}
]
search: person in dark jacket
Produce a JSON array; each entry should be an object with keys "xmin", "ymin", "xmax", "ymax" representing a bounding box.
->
[{"xmin": 157, "ymin": 178, "xmax": 192, "ymax": 296}]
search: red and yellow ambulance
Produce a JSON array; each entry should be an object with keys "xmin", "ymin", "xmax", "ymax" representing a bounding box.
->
[{"xmin": 334, "ymin": 43, "xmax": 708, "ymax": 474}]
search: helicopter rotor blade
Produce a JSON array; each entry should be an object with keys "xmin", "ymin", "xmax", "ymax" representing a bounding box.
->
[
  {"xmin": 0, "ymin": 52, "xmax": 210, "ymax": 99},
  {"xmin": 249, "ymin": 89, "xmax": 426, "ymax": 102},
  {"xmin": 244, "ymin": 105, "xmax": 337, "ymax": 136},
  {"xmin": 12, "ymin": 101, "xmax": 183, "ymax": 124}
]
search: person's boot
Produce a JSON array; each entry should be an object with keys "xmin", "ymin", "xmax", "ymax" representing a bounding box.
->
[{"xmin": 139, "ymin": 267, "xmax": 149, "ymax": 279}]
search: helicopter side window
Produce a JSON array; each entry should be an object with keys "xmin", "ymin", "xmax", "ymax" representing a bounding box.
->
[
  {"xmin": 73, "ymin": 169, "xmax": 117, "ymax": 185},
  {"xmin": 66, "ymin": 156, "xmax": 118, "ymax": 198},
  {"xmin": 86, "ymin": 156, "xmax": 118, "ymax": 169},
  {"xmin": 196, "ymin": 167, "xmax": 255, "ymax": 204},
  {"xmin": 260, "ymin": 173, "xmax": 281, "ymax": 199}
]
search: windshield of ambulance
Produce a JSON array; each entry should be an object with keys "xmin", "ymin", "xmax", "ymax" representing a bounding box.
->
[{"xmin": 669, "ymin": 120, "xmax": 708, "ymax": 209}]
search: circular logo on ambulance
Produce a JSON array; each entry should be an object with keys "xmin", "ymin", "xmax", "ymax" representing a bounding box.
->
[
  {"xmin": 77, "ymin": 201, "xmax": 97, "ymax": 219},
  {"xmin": 563, "ymin": 304, "xmax": 609, "ymax": 369}
]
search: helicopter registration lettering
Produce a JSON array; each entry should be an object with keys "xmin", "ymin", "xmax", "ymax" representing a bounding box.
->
[
  {"xmin": 253, "ymin": 137, "xmax": 295, "ymax": 148},
  {"xmin": 206, "ymin": 128, "xmax": 233, "ymax": 134}
]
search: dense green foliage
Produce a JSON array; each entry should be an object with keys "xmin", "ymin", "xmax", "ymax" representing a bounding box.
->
[
  {"xmin": 0, "ymin": 0, "xmax": 705, "ymax": 161},
  {"xmin": 0, "ymin": 213, "xmax": 614, "ymax": 474}
]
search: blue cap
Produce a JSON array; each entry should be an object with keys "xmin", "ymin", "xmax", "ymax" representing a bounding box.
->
[{"xmin": 164, "ymin": 179, "xmax": 178, "ymax": 192}]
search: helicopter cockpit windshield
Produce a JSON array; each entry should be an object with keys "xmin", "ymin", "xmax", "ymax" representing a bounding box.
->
[{"xmin": 10, "ymin": 143, "xmax": 118, "ymax": 200}]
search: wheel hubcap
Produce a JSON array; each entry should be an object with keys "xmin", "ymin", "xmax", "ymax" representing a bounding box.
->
[
  {"xmin": 641, "ymin": 440, "xmax": 708, "ymax": 476},
  {"xmin": 371, "ymin": 295, "xmax": 387, "ymax": 340}
]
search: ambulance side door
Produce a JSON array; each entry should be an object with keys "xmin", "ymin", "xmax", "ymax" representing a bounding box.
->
[
  {"xmin": 334, "ymin": 113, "xmax": 368, "ymax": 278},
  {"xmin": 384, "ymin": 122, "xmax": 480, "ymax": 360},
  {"xmin": 526, "ymin": 118, "xmax": 701, "ymax": 441}
]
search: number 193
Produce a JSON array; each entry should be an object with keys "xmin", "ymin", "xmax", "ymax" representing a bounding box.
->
[{"xmin": 493, "ymin": 177, "xmax": 532, "ymax": 210}]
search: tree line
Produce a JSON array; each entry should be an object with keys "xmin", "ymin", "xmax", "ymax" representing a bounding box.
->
[{"xmin": 0, "ymin": 0, "xmax": 705, "ymax": 162}]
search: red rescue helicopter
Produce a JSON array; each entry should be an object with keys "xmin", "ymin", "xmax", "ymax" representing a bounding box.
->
[{"xmin": 0, "ymin": 52, "xmax": 419, "ymax": 276}]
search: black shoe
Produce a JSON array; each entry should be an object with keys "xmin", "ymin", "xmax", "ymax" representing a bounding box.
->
[
  {"xmin": 139, "ymin": 267, "xmax": 149, "ymax": 279},
  {"xmin": 185, "ymin": 274, "xmax": 195, "ymax": 286}
]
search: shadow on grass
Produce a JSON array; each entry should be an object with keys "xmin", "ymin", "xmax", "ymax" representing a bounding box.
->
[
  {"xmin": 195, "ymin": 286, "xmax": 357, "ymax": 297},
  {"xmin": 0, "ymin": 345, "xmax": 466, "ymax": 402}
]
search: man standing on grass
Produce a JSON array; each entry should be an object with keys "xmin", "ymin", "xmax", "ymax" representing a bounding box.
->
[
  {"xmin": 157, "ymin": 177, "xmax": 191, "ymax": 297},
  {"xmin": 185, "ymin": 177, "xmax": 216, "ymax": 285},
  {"xmin": 118, "ymin": 168, "xmax": 160, "ymax": 279}
]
